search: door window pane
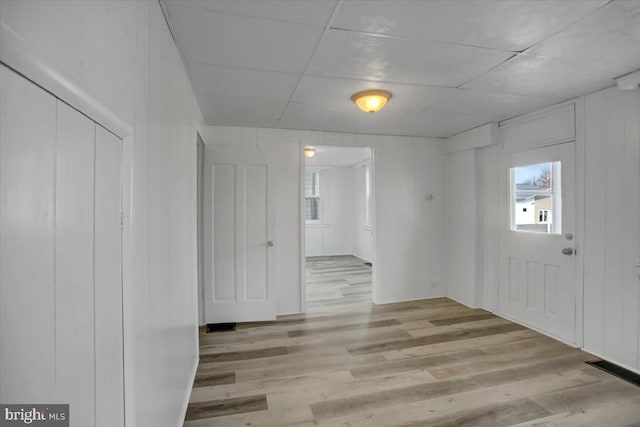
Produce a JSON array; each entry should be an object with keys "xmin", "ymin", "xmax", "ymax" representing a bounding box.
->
[{"xmin": 511, "ymin": 162, "xmax": 561, "ymax": 234}]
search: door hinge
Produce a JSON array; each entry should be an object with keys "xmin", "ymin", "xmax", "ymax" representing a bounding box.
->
[{"xmin": 121, "ymin": 212, "xmax": 125, "ymax": 230}]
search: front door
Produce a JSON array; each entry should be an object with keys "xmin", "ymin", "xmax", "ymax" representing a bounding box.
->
[
  {"xmin": 498, "ymin": 141, "xmax": 577, "ymax": 343},
  {"xmin": 204, "ymin": 145, "xmax": 276, "ymax": 323}
]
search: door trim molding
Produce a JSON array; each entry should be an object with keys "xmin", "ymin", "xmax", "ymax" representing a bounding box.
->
[
  {"xmin": 0, "ymin": 22, "xmax": 133, "ymax": 139},
  {"xmin": 499, "ymin": 101, "xmax": 577, "ymax": 154},
  {"xmin": 574, "ymin": 97, "xmax": 586, "ymax": 349},
  {"xmin": 298, "ymin": 140, "xmax": 307, "ymax": 314}
]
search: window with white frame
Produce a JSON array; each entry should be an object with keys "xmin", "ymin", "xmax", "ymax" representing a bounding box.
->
[
  {"xmin": 364, "ymin": 164, "xmax": 372, "ymax": 227},
  {"xmin": 305, "ymin": 171, "xmax": 320, "ymax": 221},
  {"xmin": 510, "ymin": 161, "xmax": 561, "ymax": 234}
]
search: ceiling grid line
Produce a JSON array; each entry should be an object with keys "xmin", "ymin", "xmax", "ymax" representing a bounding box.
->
[
  {"xmin": 519, "ymin": 0, "xmax": 617, "ymax": 55},
  {"xmin": 276, "ymin": 0, "xmax": 345, "ymax": 126},
  {"xmin": 163, "ymin": 0, "xmax": 640, "ymax": 138}
]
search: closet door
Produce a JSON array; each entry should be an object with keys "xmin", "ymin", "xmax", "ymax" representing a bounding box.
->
[
  {"xmin": 0, "ymin": 63, "xmax": 57, "ymax": 403},
  {"xmin": 94, "ymin": 125, "xmax": 124, "ymax": 427},
  {"xmin": 0, "ymin": 64, "xmax": 124, "ymax": 426},
  {"xmin": 55, "ymin": 101, "xmax": 96, "ymax": 426}
]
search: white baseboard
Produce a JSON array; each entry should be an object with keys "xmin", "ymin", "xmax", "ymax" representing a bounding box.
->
[
  {"xmin": 305, "ymin": 252, "xmax": 353, "ymax": 258},
  {"xmin": 450, "ymin": 296, "xmax": 578, "ymax": 348},
  {"xmin": 276, "ymin": 310, "xmax": 304, "ymax": 316},
  {"xmin": 489, "ymin": 311, "xmax": 577, "ymax": 348},
  {"xmin": 351, "ymin": 253, "xmax": 372, "ymax": 263},
  {"xmin": 445, "ymin": 294, "xmax": 480, "ymax": 310},
  {"xmin": 305, "ymin": 252, "xmax": 372, "ymax": 263},
  {"xmin": 375, "ymin": 295, "xmax": 446, "ymax": 306}
]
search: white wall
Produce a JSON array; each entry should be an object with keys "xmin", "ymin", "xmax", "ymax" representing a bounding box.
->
[
  {"xmin": 352, "ymin": 161, "xmax": 374, "ymax": 262},
  {"xmin": 444, "ymin": 149, "xmax": 480, "ymax": 307},
  {"xmin": 305, "ymin": 166, "xmax": 355, "ymax": 257},
  {"xmin": 304, "ymin": 162, "xmax": 373, "ymax": 261},
  {"xmin": 1, "ymin": 1, "xmax": 203, "ymax": 426},
  {"xmin": 202, "ymin": 127, "xmax": 446, "ymax": 312},
  {"xmin": 443, "ymin": 124, "xmax": 497, "ymax": 309},
  {"xmin": 583, "ymin": 87, "xmax": 640, "ymax": 373},
  {"xmin": 375, "ymin": 137, "xmax": 446, "ymax": 303},
  {"xmin": 478, "ymin": 145, "xmax": 499, "ymax": 312}
]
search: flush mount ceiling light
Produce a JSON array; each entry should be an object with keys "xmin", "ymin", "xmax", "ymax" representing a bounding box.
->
[
  {"xmin": 304, "ymin": 147, "xmax": 316, "ymax": 158},
  {"xmin": 351, "ymin": 89, "xmax": 392, "ymax": 113}
]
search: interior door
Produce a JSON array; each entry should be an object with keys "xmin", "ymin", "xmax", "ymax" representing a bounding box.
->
[
  {"xmin": 498, "ymin": 141, "xmax": 577, "ymax": 343},
  {"xmin": 204, "ymin": 145, "xmax": 276, "ymax": 323}
]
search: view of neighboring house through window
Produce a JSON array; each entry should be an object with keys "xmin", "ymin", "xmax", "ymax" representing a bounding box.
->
[
  {"xmin": 305, "ymin": 171, "xmax": 320, "ymax": 221},
  {"xmin": 364, "ymin": 163, "xmax": 372, "ymax": 227},
  {"xmin": 511, "ymin": 161, "xmax": 561, "ymax": 234},
  {"xmin": 538, "ymin": 209, "xmax": 550, "ymax": 223}
]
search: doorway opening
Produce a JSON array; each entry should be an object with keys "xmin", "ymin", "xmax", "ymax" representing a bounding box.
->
[{"xmin": 303, "ymin": 145, "xmax": 375, "ymax": 313}]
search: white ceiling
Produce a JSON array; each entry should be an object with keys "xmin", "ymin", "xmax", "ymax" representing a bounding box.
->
[
  {"xmin": 163, "ymin": 0, "xmax": 640, "ymax": 138},
  {"xmin": 305, "ymin": 145, "xmax": 370, "ymax": 167}
]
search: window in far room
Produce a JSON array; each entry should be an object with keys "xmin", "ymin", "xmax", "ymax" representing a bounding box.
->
[{"xmin": 305, "ymin": 171, "xmax": 320, "ymax": 222}]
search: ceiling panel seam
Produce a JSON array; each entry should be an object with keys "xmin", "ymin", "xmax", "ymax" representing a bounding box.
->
[
  {"xmin": 162, "ymin": 2, "xmax": 330, "ymax": 27},
  {"xmin": 184, "ymin": 60, "xmax": 300, "ymax": 77},
  {"xmin": 519, "ymin": 0, "xmax": 617, "ymax": 56},
  {"xmin": 326, "ymin": 26, "xmax": 519, "ymax": 53},
  {"xmin": 456, "ymin": 53, "xmax": 519, "ymax": 89},
  {"xmin": 276, "ymin": 0, "xmax": 345, "ymax": 127}
]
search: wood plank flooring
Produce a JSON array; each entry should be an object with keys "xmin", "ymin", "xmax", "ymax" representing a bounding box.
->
[
  {"xmin": 305, "ymin": 255, "xmax": 372, "ymax": 313},
  {"xmin": 186, "ymin": 291, "xmax": 640, "ymax": 425}
]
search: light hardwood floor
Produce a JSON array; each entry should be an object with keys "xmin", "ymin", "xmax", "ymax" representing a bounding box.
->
[
  {"xmin": 305, "ymin": 255, "xmax": 372, "ymax": 313},
  {"xmin": 186, "ymin": 274, "xmax": 640, "ymax": 425}
]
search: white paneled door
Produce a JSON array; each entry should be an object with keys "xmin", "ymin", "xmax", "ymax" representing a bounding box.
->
[
  {"xmin": 205, "ymin": 146, "xmax": 276, "ymax": 323},
  {"xmin": 0, "ymin": 64, "xmax": 124, "ymax": 427},
  {"xmin": 498, "ymin": 142, "xmax": 577, "ymax": 344},
  {"xmin": 1, "ymin": 63, "xmax": 57, "ymax": 403}
]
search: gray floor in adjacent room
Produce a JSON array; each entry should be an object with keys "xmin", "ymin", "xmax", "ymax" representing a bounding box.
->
[{"xmin": 305, "ymin": 255, "xmax": 372, "ymax": 313}]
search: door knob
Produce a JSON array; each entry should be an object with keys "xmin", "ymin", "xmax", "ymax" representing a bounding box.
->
[
  {"xmin": 267, "ymin": 241, "xmax": 275, "ymax": 247},
  {"xmin": 562, "ymin": 247, "xmax": 574, "ymax": 255}
]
